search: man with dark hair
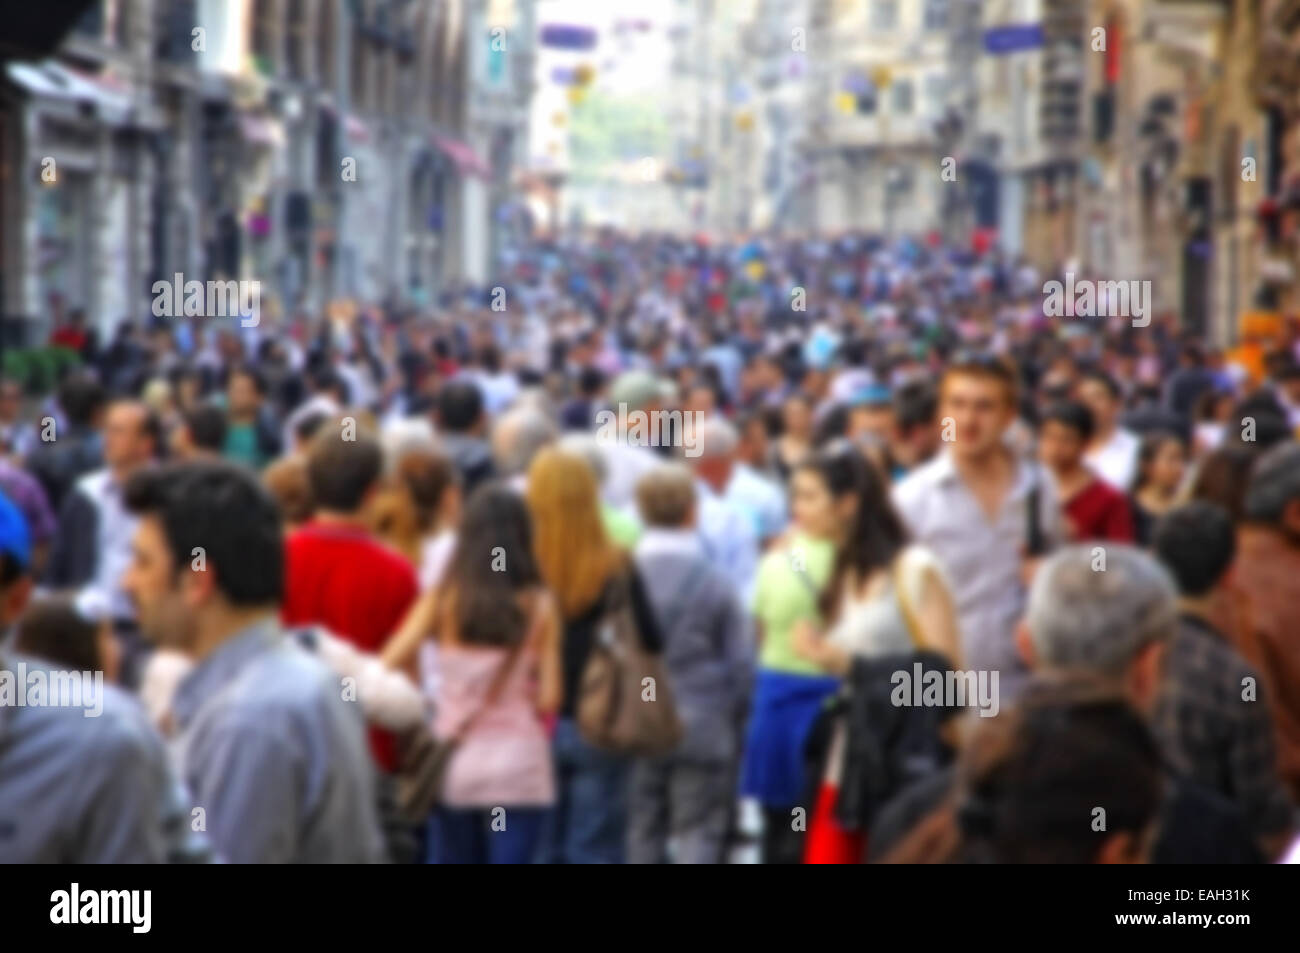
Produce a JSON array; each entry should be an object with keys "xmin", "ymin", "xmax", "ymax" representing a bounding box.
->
[
  {"xmin": 121, "ymin": 461, "xmax": 383, "ymax": 863},
  {"xmin": 1038, "ymin": 400, "xmax": 1134, "ymax": 542},
  {"xmin": 46, "ymin": 399, "xmax": 159, "ymax": 687},
  {"xmin": 282, "ymin": 423, "xmax": 418, "ymax": 770},
  {"xmin": 0, "ymin": 491, "xmax": 199, "ymax": 862},
  {"xmin": 281, "ymin": 363, "xmax": 345, "ymax": 451},
  {"xmin": 170, "ymin": 404, "xmax": 228, "ymax": 461},
  {"xmin": 889, "ymin": 378, "xmax": 940, "ymax": 478},
  {"xmin": 1231, "ymin": 441, "xmax": 1300, "ymax": 801},
  {"xmin": 1077, "ymin": 369, "xmax": 1139, "ymax": 490},
  {"xmin": 1151, "ymin": 502, "xmax": 1293, "ymax": 858},
  {"xmin": 435, "ymin": 379, "xmax": 494, "ymax": 493},
  {"xmin": 26, "ymin": 370, "xmax": 106, "ymax": 510}
]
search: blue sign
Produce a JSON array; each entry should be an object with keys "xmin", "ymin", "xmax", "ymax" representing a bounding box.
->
[
  {"xmin": 541, "ymin": 24, "xmax": 598, "ymax": 51},
  {"xmin": 983, "ymin": 23, "xmax": 1044, "ymax": 55}
]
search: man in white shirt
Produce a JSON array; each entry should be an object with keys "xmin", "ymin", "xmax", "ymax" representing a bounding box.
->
[{"xmin": 1078, "ymin": 371, "xmax": 1140, "ymax": 490}]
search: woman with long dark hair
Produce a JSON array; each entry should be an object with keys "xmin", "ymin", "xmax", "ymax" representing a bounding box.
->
[
  {"xmin": 1129, "ymin": 431, "xmax": 1188, "ymax": 546},
  {"xmin": 787, "ymin": 441, "xmax": 961, "ymax": 863},
  {"xmin": 383, "ymin": 484, "xmax": 561, "ymax": 864}
]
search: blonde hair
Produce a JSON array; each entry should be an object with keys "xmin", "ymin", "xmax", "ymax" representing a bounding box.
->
[
  {"xmin": 526, "ymin": 447, "xmax": 622, "ymax": 619},
  {"xmin": 636, "ymin": 463, "xmax": 696, "ymax": 528}
]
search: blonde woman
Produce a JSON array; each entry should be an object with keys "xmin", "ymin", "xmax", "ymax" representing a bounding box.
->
[{"xmin": 525, "ymin": 447, "xmax": 663, "ymax": 864}]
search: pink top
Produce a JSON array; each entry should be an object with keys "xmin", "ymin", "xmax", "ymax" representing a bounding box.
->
[{"xmin": 434, "ymin": 601, "xmax": 555, "ymax": 808}]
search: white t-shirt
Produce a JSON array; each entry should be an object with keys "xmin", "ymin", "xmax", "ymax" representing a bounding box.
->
[{"xmin": 1085, "ymin": 427, "xmax": 1140, "ymax": 491}]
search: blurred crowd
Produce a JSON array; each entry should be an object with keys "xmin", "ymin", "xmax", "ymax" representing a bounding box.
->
[{"xmin": 3, "ymin": 229, "xmax": 1300, "ymax": 864}]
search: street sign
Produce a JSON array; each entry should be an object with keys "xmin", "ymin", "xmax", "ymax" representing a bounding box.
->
[{"xmin": 983, "ymin": 24, "xmax": 1044, "ymax": 55}]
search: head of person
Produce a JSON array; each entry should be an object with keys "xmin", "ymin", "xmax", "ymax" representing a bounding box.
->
[
  {"xmin": 262, "ymin": 455, "xmax": 315, "ymax": 530},
  {"xmin": 636, "ymin": 463, "xmax": 697, "ymax": 531},
  {"xmin": 609, "ymin": 370, "xmax": 663, "ymax": 419},
  {"xmin": 442, "ymin": 484, "xmax": 541, "ymax": 648},
  {"xmin": 891, "ymin": 378, "xmax": 939, "ymax": 467},
  {"xmin": 436, "ymin": 379, "xmax": 486, "ymax": 436},
  {"xmin": 0, "ymin": 492, "xmax": 33, "ymax": 629},
  {"xmin": 102, "ymin": 399, "xmax": 161, "ymax": 476},
  {"xmin": 1132, "ymin": 431, "xmax": 1187, "ymax": 497},
  {"xmin": 692, "ymin": 417, "xmax": 738, "ymax": 492},
  {"xmin": 1243, "ymin": 441, "xmax": 1300, "ymax": 543},
  {"xmin": 13, "ymin": 596, "xmax": 107, "ymax": 676},
  {"xmin": 781, "ymin": 393, "xmax": 814, "ymax": 441},
  {"xmin": 1188, "ymin": 444, "xmax": 1256, "ymax": 522},
  {"xmin": 1037, "ymin": 400, "xmax": 1094, "ymax": 476},
  {"xmin": 939, "ymin": 354, "xmax": 1020, "ymax": 462},
  {"xmin": 1076, "ymin": 371, "xmax": 1123, "ymax": 437},
  {"xmin": 887, "ymin": 678, "xmax": 1163, "ymax": 864},
  {"xmin": 394, "ymin": 444, "xmax": 459, "ymax": 537},
  {"xmin": 526, "ymin": 446, "xmax": 621, "ymax": 620},
  {"xmin": 57, "ymin": 371, "xmax": 107, "ymax": 431},
  {"xmin": 305, "ymin": 420, "xmax": 383, "ymax": 519},
  {"xmin": 792, "ymin": 442, "xmax": 907, "ymax": 617},
  {"xmin": 307, "ymin": 364, "xmax": 347, "ymax": 404},
  {"xmin": 122, "ymin": 462, "xmax": 283, "ymax": 653},
  {"xmin": 735, "ymin": 411, "xmax": 771, "ymax": 468},
  {"xmin": 1277, "ymin": 361, "xmax": 1300, "ymax": 406},
  {"xmin": 1018, "ymin": 544, "xmax": 1176, "ymax": 711},
  {"xmin": 1153, "ymin": 501, "xmax": 1235, "ymax": 601},
  {"xmin": 226, "ymin": 365, "xmax": 265, "ymax": 419},
  {"xmin": 292, "ymin": 410, "xmax": 330, "ymax": 455},
  {"xmin": 490, "ymin": 405, "xmax": 557, "ymax": 478},
  {"xmin": 0, "ymin": 379, "xmax": 22, "ymax": 424},
  {"xmin": 171, "ymin": 403, "xmax": 227, "ymax": 461}
]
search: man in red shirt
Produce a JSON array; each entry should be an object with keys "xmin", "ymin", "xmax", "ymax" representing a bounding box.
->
[
  {"xmin": 283, "ymin": 422, "xmax": 419, "ymax": 770},
  {"xmin": 1038, "ymin": 400, "xmax": 1135, "ymax": 543}
]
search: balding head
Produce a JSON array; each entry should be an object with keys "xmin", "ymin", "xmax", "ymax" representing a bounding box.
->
[{"xmin": 491, "ymin": 405, "xmax": 557, "ymax": 477}]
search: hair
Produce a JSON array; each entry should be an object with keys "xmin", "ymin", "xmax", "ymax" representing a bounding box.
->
[
  {"xmin": 1079, "ymin": 369, "xmax": 1122, "ymax": 401},
  {"xmin": 440, "ymin": 484, "xmax": 541, "ymax": 647},
  {"xmin": 184, "ymin": 403, "xmax": 228, "ymax": 452},
  {"xmin": 636, "ymin": 463, "xmax": 696, "ymax": 528},
  {"xmin": 228, "ymin": 363, "xmax": 266, "ymax": 396},
  {"xmin": 124, "ymin": 461, "xmax": 283, "ymax": 605},
  {"xmin": 1040, "ymin": 400, "xmax": 1095, "ymax": 443},
  {"xmin": 1131, "ymin": 430, "xmax": 1185, "ymax": 495},
  {"xmin": 893, "ymin": 378, "xmax": 938, "ymax": 434},
  {"xmin": 796, "ymin": 443, "xmax": 908, "ymax": 621},
  {"xmin": 58, "ymin": 372, "xmax": 106, "ymax": 428},
  {"xmin": 1188, "ymin": 444, "xmax": 1256, "ymax": 522},
  {"xmin": 942, "ymin": 353, "xmax": 1020, "ymax": 405},
  {"xmin": 395, "ymin": 445, "xmax": 457, "ymax": 534},
  {"xmin": 1025, "ymin": 544, "xmax": 1177, "ymax": 676},
  {"xmin": 882, "ymin": 678, "xmax": 1163, "ymax": 864},
  {"xmin": 437, "ymin": 379, "xmax": 485, "ymax": 433},
  {"xmin": 492, "ymin": 405, "xmax": 558, "ymax": 476},
  {"xmin": 1153, "ymin": 502, "xmax": 1235, "ymax": 597},
  {"xmin": 696, "ymin": 417, "xmax": 739, "ymax": 460},
  {"xmin": 13, "ymin": 596, "xmax": 101, "ymax": 672},
  {"xmin": 1244, "ymin": 441, "xmax": 1300, "ymax": 523},
  {"xmin": 262, "ymin": 456, "xmax": 315, "ymax": 526},
  {"xmin": 1229, "ymin": 395, "xmax": 1291, "ymax": 450},
  {"xmin": 294, "ymin": 409, "xmax": 330, "ymax": 446},
  {"xmin": 306, "ymin": 422, "xmax": 383, "ymax": 513},
  {"xmin": 526, "ymin": 447, "xmax": 623, "ymax": 619}
]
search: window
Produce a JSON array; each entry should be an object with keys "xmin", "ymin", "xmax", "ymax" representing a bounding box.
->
[
  {"xmin": 923, "ymin": 0, "xmax": 948, "ymax": 33},
  {"xmin": 925, "ymin": 73, "xmax": 946, "ymax": 117},
  {"xmin": 871, "ymin": 1, "xmax": 898, "ymax": 32},
  {"xmin": 892, "ymin": 79, "xmax": 913, "ymax": 115}
]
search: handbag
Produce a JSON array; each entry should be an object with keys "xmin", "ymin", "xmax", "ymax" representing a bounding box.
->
[{"xmin": 394, "ymin": 598, "xmax": 540, "ymax": 821}]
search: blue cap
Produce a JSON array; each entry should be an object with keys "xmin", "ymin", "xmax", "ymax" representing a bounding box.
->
[
  {"xmin": 851, "ymin": 383, "xmax": 893, "ymax": 407},
  {"xmin": 0, "ymin": 491, "xmax": 31, "ymax": 571}
]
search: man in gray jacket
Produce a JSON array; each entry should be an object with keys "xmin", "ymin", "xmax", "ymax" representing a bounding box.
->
[
  {"xmin": 628, "ymin": 463, "xmax": 755, "ymax": 863},
  {"xmin": 121, "ymin": 461, "xmax": 385, "ymax": 863}
]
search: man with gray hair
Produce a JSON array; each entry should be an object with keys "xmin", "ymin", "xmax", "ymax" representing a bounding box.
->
[
  {"xmin": 490, "ymin": 404, "xmax": 557, "ymax": 492},
  {"xmin": 690, "ymin": 418, "xmax": 758, "ymax": 603},
  {"xmin": 1232, "ymin": 441, "xmax": 1300, "ymax": 803}
]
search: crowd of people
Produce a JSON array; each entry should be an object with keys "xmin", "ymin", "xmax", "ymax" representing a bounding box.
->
[{"xmin": 2, "ymin": 228, "xmax": 1300, "ymax": 864}]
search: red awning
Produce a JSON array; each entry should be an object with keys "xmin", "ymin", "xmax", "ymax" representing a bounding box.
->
[{"xmin": 433, "ymin": 135, "xmax": 491, "ymax": 180}]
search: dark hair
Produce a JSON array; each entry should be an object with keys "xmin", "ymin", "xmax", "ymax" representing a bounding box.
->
[
  {"xmin": 184, "ymin": 404, "xmax": 228, "ymax": 452},
  {"xmin": 58, "ymin": 372, "xmax": 106, "ymax": 428},
  {"xmin": 1041, "ymin": 400, "xmax": 1095, "ymax": 443},
  {"xmin": 124, "ymin": 461, "xmax": 283, "ymax": 605},
  {"xmin": 294, "ymin": 410, "xmax": 330, "ymax": 445},
  {"xmin": 893, "ymin": 379, "xmax": 937, "ymax": 434},
  {"xmin": 1153, "ymin": 502, "xmax": 1235, "ymax": 597},
  {"xmin": 1079, "ymin": 369, "xmax": 1122, "ymax": 401},
  {"xmin": 883, "ymin": 678, "xmax": 1163, "ymax": 864},
  {"xmin": 0, "ymin": 552, "xmax": 24, "ymax": 588},
  {"xmin": 14, "ymin": 597, "xmax": 100, "ymax": 672},
  {"xmin": 1132, "ymin": 430, "xmax": 1185, "ymax": 494},
  {"xmin": 436, "ymin": 380, "xmax": 485, "ymax": 433},
  {"xmin": 1227, "ymin": 397, "xmax": 1292, "ymax": 450},
  {"xmin": 228, "ymin": 363, "xmax": 266, "ymax": 396},
  {"xmin": 442, "ymin": 484, "xmax": 541, "ymax": 647},
  {"xmin": 306, "ymin": 425, "xmax": 383, "ymax": 513},
  {"xmin": 578, "ymin": 365, "xmax": 605, "ymax": 397},
  {"xmin": 396, "ymin": 446, "xmax": 458, "ymax": 532},
  {"xmin": 797, "ymin": 442, "xmax": 908, "ymax": 621},
  {"xmin": 1188, "ymin": 445, "xmax": 1256, "ymax": 522}
]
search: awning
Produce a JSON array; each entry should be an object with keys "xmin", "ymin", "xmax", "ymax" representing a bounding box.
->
[
  {"xmin": 5, "ymin": 60, "xmax": 135, "ymax": 126},
  {"xmin": 433, "ymin": 134, "xmax": 491, "ymax": 179}
]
